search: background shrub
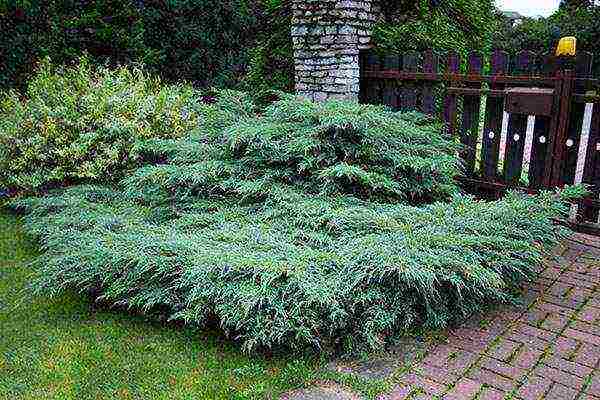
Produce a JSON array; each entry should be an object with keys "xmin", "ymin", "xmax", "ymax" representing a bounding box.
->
[
  {"xmin": 129, "ymin": 96, "xmax": 463, "ymax": 204},
  {"xmin": 0, "ymin": 0, "xmax": 267, "ymax": 90},
  {"xmin": 0, "ymin": 59, "xmax": 209, "ymax": 192}
]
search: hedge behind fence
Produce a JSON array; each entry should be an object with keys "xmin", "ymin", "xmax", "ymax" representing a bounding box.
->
[{"xmin": 0, "ymin": 0, "xmax": 293, "ymax": 90}]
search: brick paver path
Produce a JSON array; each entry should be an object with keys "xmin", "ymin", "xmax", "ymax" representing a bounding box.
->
[{"xmin": 282, "ymin": 233, "xmax": 600, "ymax": 400}]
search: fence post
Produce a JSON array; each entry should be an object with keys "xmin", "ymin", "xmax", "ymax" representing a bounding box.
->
[
  {"xmin": 546, "ymin": 69, "xmax": 575, "ymax": 188},
  {"xmin": 443, "ymin": 52, "xmax": 460, "ymax": 136}
]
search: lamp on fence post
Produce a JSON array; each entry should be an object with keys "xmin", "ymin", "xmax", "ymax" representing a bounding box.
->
[
  {"xmin": 556, "ymin": 36, "xmax": 577, "ymax": 70},
  {"xmin": 546, "ymin": 37, "xmax": 578, "ymax": 188}
]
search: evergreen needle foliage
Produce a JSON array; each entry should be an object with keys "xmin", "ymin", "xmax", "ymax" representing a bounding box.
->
[{"xmin": 13, "ymin": 93, "xmax": 571, "ymax": 353}]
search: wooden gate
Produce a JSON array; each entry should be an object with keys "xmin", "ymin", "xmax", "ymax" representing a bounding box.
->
[{"xmin": 360, "ymin": 49, "xmax": 600, "ymax": 232}]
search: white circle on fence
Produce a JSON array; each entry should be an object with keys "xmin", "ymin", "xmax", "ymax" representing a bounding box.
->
[
  {"xmin": 539, "ymin": 136, "xmax": 546, "ymax": 144},
  {"xmin": 566, "ymin": 139, "xmax": 574, "ymax": 147},
  {"xmin": 488, "ymin": 131, "xmax": 495, "ymax": 139},
  {"xmin": 513, "ymin": 134, "xmax": 520, "ymax": 142}
]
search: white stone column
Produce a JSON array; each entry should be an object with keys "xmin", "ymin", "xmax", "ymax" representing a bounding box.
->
[{"xmin": 291, "ymin": 0, "xmax": 380, "ymax": 102}]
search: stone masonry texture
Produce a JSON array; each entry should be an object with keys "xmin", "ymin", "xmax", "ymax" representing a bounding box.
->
[{"xmin": 291, "ymin": 0, "xmax": 382, "ymax": 101}]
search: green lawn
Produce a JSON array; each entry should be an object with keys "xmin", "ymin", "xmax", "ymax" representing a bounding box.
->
[{"xmin": 0, "ymin": 211, "xmax": 328, "ymax": 400}]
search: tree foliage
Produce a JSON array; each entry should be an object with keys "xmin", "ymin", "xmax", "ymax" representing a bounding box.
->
[
  {"xmin": 0, "ymin": 0, "xmax": 267, "ymax": 90},
  {"xmin": 493, "ymin": 2, "xmax": 600, "ymax": 75},
  {"xmin": 372, "ymin": 0, "xmax": 497, "ymax": 57}
]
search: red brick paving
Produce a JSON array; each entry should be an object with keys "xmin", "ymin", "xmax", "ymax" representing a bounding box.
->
[
  {"xmin": 379, "ymin": 233, "xmax": 600, "ymax": 400},
  {"xmin": 283, "ymin": 234, "xmax": 600, "ymax": 400}
]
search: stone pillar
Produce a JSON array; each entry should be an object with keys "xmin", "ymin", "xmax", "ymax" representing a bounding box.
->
[{"xmin": 291, "ymin": 0, "xmax": 381, "ymax": 102}]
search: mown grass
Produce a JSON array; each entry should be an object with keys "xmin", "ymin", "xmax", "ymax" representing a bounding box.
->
[{"xmin": 0, "ymin": 211, "xmax": 327, "ymax": 400}]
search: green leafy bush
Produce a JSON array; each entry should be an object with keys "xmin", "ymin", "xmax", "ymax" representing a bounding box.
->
[
  {"xmin": 244, "ymin": 0, "xmax": 295, "ymax": 93},
  {"xmin": 12, "ymin": 96, "xmax": 570, "ymax": 353},
  {"xmin": 0, "ymin": 60, "xmax": 258, "ymax": 193}
]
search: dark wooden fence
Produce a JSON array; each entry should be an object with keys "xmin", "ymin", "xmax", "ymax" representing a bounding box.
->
[{"xmin": 360, "ymin": 49, "xmax": 600, "ymax": 232}]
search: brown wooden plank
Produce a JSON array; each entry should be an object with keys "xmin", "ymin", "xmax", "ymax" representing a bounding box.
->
[
  {"xmin": 503, "ymin": 51, "xmax": 534, "ymax": 184},
  {"xmin": 421, "ymin": 50, "xmax": 438, "ymax": 115},
  {"xmin": 580, "ymin": 104, "xmax": 600, "ymax": 222},
  {"xmin": 503, "ymin": 114, "xmax": 528, "ymax": 184},
  {"xmin": 562, "ymin": 54, "xmax": 593, "ymax": 186},
  {"xmin": 362, "ymin": 51, "xmax": 381, "ymax": 104},
  {"xmin": 514, "ymin": 50, "xmax": 536, "ymax": 76},
  {"xmin": 459, "ymin": 52, "xmax": 483, "ymax": 176},
  {"xmin": 443, "ymin": 51, "xmax": 460, "ymax": 136},
  {"xmin": 365, "ymin": 51, "xmax": 380, "ymax": 71},
  {"xmin": 540, "ymin": 53, "xmax": 559, "ymax": 77},
  {"xmin": 400, "ymin": 52, "xmax": 418, "ymax": 111},
  {"xmin": 382, "ymin": 55, "xmax": 400, "ymax": 109},
  {"xmin": 575, "ymin": 52, "xmax": 594, "ymax": 78},
  {"xmin": 362, "ymin": 70, "xmax": 560, "ymax": 86},
  {"xmin": 561, "ymin": 102, "xmax": 586, "ymax": 185},
  {"xmin": 481, "ymin": 50, "xmax": 509, "ymax": 180},
  {"xmin": 547, "ymin": 70, "xmax": 575, "ymax": 187},
  {"xmin": 528, "ymin": 116, "xmax": 551, "ymax": 188}
]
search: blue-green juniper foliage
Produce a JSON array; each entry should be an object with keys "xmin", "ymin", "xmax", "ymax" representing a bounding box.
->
[{"xmin": 12, "ymin": 92, "xmax": 572, "ymax": 353}]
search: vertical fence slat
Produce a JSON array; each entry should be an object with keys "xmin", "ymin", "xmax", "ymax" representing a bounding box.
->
[
  {"xmin": 529, "ymin": 53, "xmax": 554, "ymax": 189},
  {"xmin": 382, "ymin": 55, "xmax": 399, "ymax": 110},
  {"xmin": 443, "ymin": 52, "xmax": 460, "ymax": 137},
  {"xmin": 459, "ymin": 52, "xmax": 483, "ymax": 176},
  {"xmin": 482, "ymin": 50, "xmax": 509, "ymax": 180},
  {"xmin": 575, "ymin": 52, "xmax": 594, "ymax": 78},
  {"xmin": 561, "ymin": 54, "xmax": 593, "ymax": 186},
  {"xmin": 528, "ymin": 117, "xmax": 551, "ymax": 188},
  {"xmin": 421, "ymin": 50, "xmax": 438, "ymax": 115},
  {"xmin": 540, "ymin": 53, "xmax": 559, "ymax": 77},
  {"xmin": 503, "ymin": 51, "xmax": 534, "ymax": 184},
  {"xmin": 400, "ymin": 52, "xmax": 418, "ymax": 111},
  {"xmin": 363, "ymin": 51, "xmax": 381, "ymax": 104},
  {"xmin": 561, "ymin": 103, "xmax": 586, "ymax": 185},
  {"xmin": 504, "ymin": 114, "xmax": 529, "ymax": 183},
  {"xmin": 580, "ymin": 104, "xmax": 600, "ymax": 222}
]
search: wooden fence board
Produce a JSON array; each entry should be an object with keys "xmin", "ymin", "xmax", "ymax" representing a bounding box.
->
[
  {"xmin": 562, "ymin": 54, "xmax": 593, "ymax": 185},
  {"xmin": 363, "ymin": 52, "xmax": 380, "ymax": 104},
  {"xmin": 421, "ymin": 50, "xmax": 438, "ymax": 115},
  {"xmin": 400, "ymin": 52, "xmax": 419, "ymax": 111},
  {"xmin": 503, "ymin": 51, "xmax": 534, "ymax": 184},
  {"xmin": 503, "ymin": 114, "xmax": 528, "ymax": 183},
  {"xmin": 443, "ymin": 52, "xmax": 460, "ymax": 136},
  {"xmin": 580, "ymin": 104, "xmax": 600, "ymax": 222},
  {"xmin": 382, "ymin": 55, "xmax": 399, "ymax": 109},
  {"xmin": 528, "ymin": 117, "xmax": 551, "ymax": 188},
  {"xmin": 459, "ymin": 52, "xmax": 483, "ymax": 175},
  {"xmin": 482, "ymin": 50, "xmax": 509, "ymax": 180}
]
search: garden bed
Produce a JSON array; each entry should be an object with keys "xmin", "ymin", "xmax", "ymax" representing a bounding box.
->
[{"xmin": 3, "ymin": 63, "xmax": 574, "ymax": 353}]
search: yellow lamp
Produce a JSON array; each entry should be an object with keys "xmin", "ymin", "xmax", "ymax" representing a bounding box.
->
[{"xmin": 556, "ymin": 37, "xmax": 577, "ymax": 57}]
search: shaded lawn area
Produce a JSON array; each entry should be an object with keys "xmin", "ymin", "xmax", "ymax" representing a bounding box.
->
[{"xmin": 0, "ymin": 211, "xmax": 340, "ymax": 400}]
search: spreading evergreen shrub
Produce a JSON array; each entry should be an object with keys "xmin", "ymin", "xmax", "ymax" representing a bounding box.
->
[
  {"xmin": 12, "ymin": 94, "xmax": 573, "ymax": 352},
  {"xmin": 14, "ymin": 186, "xmax": 570, "ymax": 353}
]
